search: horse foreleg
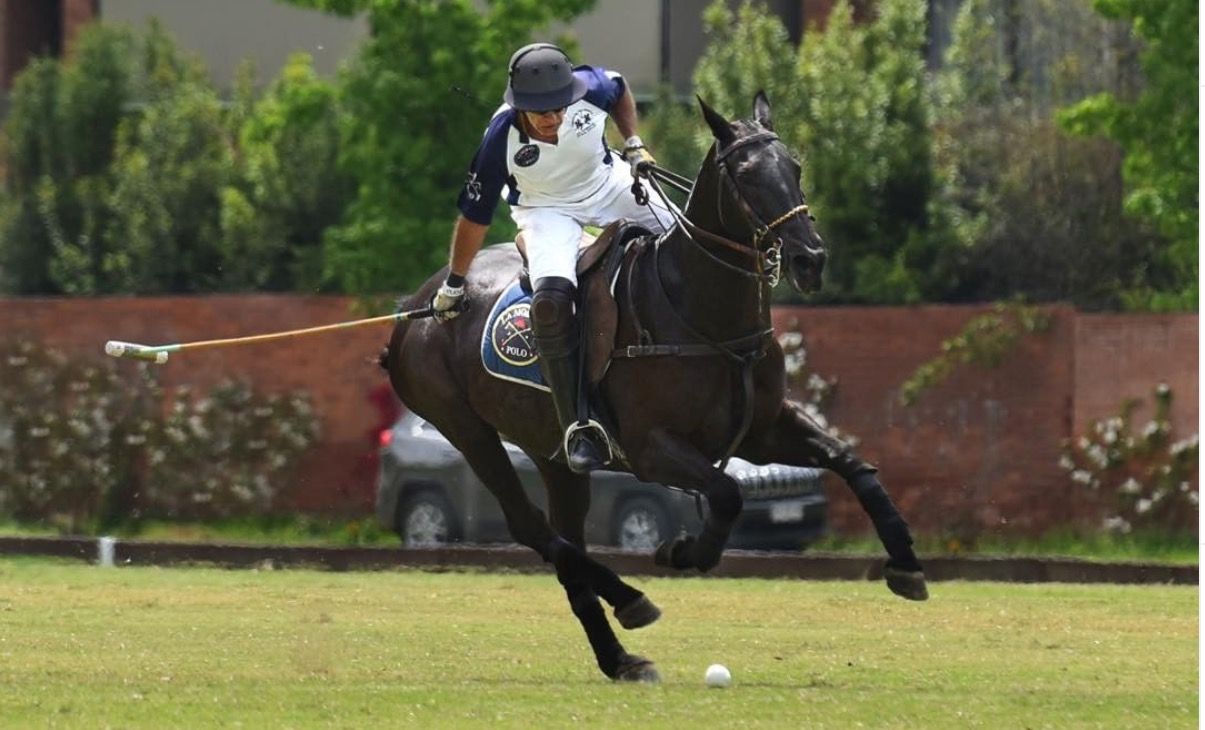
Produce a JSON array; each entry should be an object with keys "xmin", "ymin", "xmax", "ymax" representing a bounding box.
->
[
  {"xmin": 739, "ymin": 401, "xmax": 928, "ymax": 600},
  {"xmin": 435, "ymin": 416, "xmax": 656, "ymax": 681},
  {"xmin": 632, "ymin": 429, "xmax": 743, "ymax": 573},
  {"xmin": 539, "ymin": 460, "xmax": 659, "ymax": 681}
]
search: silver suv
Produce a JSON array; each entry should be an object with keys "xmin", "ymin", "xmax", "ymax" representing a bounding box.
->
[{"xmin": 376, "ymin": 412, "xmax": 827, "ymax": 551}]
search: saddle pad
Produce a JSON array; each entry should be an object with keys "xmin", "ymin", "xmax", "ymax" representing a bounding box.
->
[{"xmin": 480, "ymin": 280, "xmax": 549, "ymax": 391}]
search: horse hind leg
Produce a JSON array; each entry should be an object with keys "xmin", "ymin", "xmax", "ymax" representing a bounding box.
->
[{"xmin": 739, "ymin": 401, "xmax": 928, "ymax": 601}]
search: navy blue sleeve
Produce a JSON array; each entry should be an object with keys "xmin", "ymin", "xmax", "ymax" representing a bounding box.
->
[
  {"xmin": 576, "ymin": 65, "xmax": 625, "ymax": 112},
  {"xmin": 457, "ymin": 110, "xmax": 514, "ymax": 225}
]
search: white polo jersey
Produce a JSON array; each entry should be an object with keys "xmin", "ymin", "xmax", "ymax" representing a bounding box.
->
[{"xmin": 457, "ymin": 65, "xmax": 625, "ymax": 224}]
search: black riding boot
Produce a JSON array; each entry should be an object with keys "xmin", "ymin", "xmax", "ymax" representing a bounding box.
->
[{"xmin": 531, "ymin": 276, "xmax": 609, "ymax": 474}]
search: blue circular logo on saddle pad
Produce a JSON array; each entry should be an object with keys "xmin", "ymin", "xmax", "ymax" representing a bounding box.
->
[{"xmin": 491, "ymin": 302, "xmax": 538, "ymax": 366}]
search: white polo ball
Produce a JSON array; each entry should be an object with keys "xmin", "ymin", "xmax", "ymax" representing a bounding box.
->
[{"xmin": 704, "ymin": 663, "xmax": 731, "ymax": 688}]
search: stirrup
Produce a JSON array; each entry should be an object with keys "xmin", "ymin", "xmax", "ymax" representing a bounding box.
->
[{"xmin": 564, "ymin": 419, "xmax": 614, "ymax": 466}]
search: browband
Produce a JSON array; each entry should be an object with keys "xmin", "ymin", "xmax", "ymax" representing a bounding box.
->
[{"xmin": 715, "ymin": 131, "xmax": 780, "ymax": 162}]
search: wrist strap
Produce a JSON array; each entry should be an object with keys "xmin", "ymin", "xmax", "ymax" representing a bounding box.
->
[
  {"xmin": 445, "ymin": 272, "xmax": 465, "ymax": 288},
  {"xmin": 624, "ymin": 135, "xmax": 644, "ymax": 150}
]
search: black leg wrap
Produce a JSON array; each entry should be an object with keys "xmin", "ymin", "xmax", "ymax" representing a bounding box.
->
[
  {"xmin": 850, "ymin": 472, "xmax": 922, "ymax": 572},
  {"xmin": 559, "ymin": 578, "xmax": 625, "ymax": 677},
  {"xmin": 830, "ymin": 452, "xmax": 879, "ymax": 481}
]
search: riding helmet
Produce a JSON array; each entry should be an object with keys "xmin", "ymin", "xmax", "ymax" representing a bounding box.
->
[{"xmin": 504, "ymin": 43, "xmax": 588, "ymax": 111}]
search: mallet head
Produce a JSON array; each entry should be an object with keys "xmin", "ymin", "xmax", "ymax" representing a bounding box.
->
[{"xmin": 104, "ymin": 341, "xmax": 170, "ymax": 364}]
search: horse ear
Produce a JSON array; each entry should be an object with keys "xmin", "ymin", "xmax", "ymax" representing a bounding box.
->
[
  {"xmin": 697, "ymin": 96, "xmax": 735, "ymax": 146},
  {"xmin": 753, "ymin": 90, "xmax": 773, "ymax": 130}
]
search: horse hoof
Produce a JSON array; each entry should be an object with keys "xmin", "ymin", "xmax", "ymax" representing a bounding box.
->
[
  {"xmin": 653, "ymin": 535, "xmax": 694, "ymax": 570},
  {"xmin": 694, "ymin": 549, "xmax": 721, "ymax": 573},
  {"xmin": 614, "ymin": 594, "xmax": 661, "ymax": 630},
  {"xmin": 613, "ymin": 655, "xmax": 661, "ymax": 684},
  {"xmin": 884, "ymin": 566, "xmax": 929, "ymax": 601}
]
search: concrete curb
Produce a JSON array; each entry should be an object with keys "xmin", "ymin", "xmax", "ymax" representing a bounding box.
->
[{"xmin": 0, "ymin": 536, "xmax": 1196, "ymax": 586}]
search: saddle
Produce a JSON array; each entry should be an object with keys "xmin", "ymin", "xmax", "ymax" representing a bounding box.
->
[{"xmin": 516, "ymin": 221, "xmax": 651, "ymax": 387}]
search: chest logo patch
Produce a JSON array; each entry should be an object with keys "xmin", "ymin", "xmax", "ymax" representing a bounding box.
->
[
  {"xmin": 490, "ymin": 302, "xmax": 538, "ymax": 366},
  {"xmin": 514, "ymin": 144, "xmax": 540, "ymax": 167},
  {"xmin": 572, "ymin": 109, "xmax": 596, "ymax": 136}
]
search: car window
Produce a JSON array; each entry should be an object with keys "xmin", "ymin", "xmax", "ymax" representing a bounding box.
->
[{"xmin": 409, "ymin": 414, "xmax": 532, "ymax": 463}]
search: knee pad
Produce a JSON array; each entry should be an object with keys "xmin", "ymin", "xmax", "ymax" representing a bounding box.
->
[{"xmin": 531, "ymin": 277, "xmax": 578, "ymax": 351}]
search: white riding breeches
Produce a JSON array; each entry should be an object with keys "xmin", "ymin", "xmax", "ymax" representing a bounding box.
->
[{"xmin": 510, "ymin": 162, "xmax": 678, "ymax": 287}]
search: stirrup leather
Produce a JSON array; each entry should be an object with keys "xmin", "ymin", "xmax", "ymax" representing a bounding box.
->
[{"xmin": 564, "ymin": 419, "xmax": 614, "ymax": 465}]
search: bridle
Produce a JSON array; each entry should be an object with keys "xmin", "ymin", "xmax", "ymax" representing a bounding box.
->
[{"xmin": 641, "ymin": 129, "xmax": 811, "ymax": 287}]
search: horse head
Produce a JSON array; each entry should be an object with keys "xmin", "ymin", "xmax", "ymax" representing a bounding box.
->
[{"xmin": 692, "ymin": 93, "xmax": 826, "ymax": 293}]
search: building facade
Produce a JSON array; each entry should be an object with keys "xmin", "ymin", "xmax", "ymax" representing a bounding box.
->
[{"xmin": 0, "ymin": 0, "xmax": 853, "ymax": 98}]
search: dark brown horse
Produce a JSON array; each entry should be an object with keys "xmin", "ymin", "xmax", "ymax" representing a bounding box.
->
[{"xmin": 382, "ymin": 93, "xmax": 927, "ymax": 683}]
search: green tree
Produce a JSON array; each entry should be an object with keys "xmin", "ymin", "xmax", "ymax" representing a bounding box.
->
[
  {"xmin": 640, "ymin": 87, "xmax": 708, "ymax": 188},
  {"xmin": 794, "ymin": 0, "xmax": 939, "ymax": 303},
  {"xmin": 103, "ymin": 24, "xmax": 233, "ymax": 294},
  {"xmin": 1059, "ymin": 0, "xmax": 1198, "ymax": 311},
  {"xmin": 934, "ymin": 0, "xmax": 1162, "ymax": 309},
  {"xmin": 693, "ymin": 0, "xmax": 802, "ymax": 147},
  {"xmin": 281, "ymin": 0, "xmax": 596, "ymax": 294},
  {"xmin": 220, "ymin": 54, "xmax": 351, "ymax": 291},
  {"xmin": 0, "ymin": 23, "xmax": 137, "ymax": 294},
  {"xmin": 0, "ymin": 20, "xmax": 247, "ymax": 295}
]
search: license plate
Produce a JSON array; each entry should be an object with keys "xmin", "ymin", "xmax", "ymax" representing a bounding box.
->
[{"xmin": 770, "ymin": 499, "xmax": 805, "ymax": 523}]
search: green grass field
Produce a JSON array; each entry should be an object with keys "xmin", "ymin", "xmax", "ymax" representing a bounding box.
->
[{"xmin": 0, "ymin": 559, "xmax": 1196, "ymax": 728}]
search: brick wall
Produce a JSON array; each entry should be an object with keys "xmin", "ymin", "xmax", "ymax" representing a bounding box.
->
[
  {"xmin": 0, "ymin": 296, "xmax": 1196, "ymax": 535},
  {"xmin": 773, "ymin": 305, "xmax": 1086, "ymax": 537},
  {"xmin": 1073, "ymin": 314, "xmax": 1198, "ymax": 437}
]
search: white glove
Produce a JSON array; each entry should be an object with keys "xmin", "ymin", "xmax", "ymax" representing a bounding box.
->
[
  {"xmin": 624, "ymin": 135, "xmax": 656, "ymax": 179},
  {"xmin": 432, "ymin": 282, "xmax": 465, "ymax": 323}
]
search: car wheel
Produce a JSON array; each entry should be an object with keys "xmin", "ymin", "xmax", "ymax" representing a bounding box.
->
[
  {"xmin": 398, "ymin": 489, "xmax": 458, "ymax": 547},
  {"xmin": 612, "ymin": 497, "xmax": 670, "ymax": 551}
]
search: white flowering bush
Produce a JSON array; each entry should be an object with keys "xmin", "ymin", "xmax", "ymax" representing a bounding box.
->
[
  {"xmin": 1061, "ymin": 384, "xmax": 1198, "ymax": 534},
  {"xmin": 0, "ymin": 340, "xmax": 158, "ymax": 532},
  {"xmin": 777, "ymin": 325, "xmax": 858, "ymax": 447},
  {"xmin": 143, "ymin": 382, "xmax": 319, "ymax": 520},
  {"xmin": 0, "ymin": 339, "xmax": 319, "ymax": 530}
]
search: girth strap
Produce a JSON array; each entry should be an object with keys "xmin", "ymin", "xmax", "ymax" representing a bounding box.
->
[
  {"xmin": 612, "ymin": 330, "xmax": 771, "ymax": 359},
  {"xmin": 725, "ymin": 360, "xmax": 758, "ymax": 467}
]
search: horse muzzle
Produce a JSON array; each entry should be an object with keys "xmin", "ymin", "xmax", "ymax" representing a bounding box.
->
[{"xmin": 787, "ymin": 247, "xmax": 825, "ymax": 293}]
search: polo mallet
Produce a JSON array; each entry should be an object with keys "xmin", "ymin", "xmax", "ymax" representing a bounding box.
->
[{"xmin": 104, "ymin": 305, "xmax": 437, "ymax": 364}]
